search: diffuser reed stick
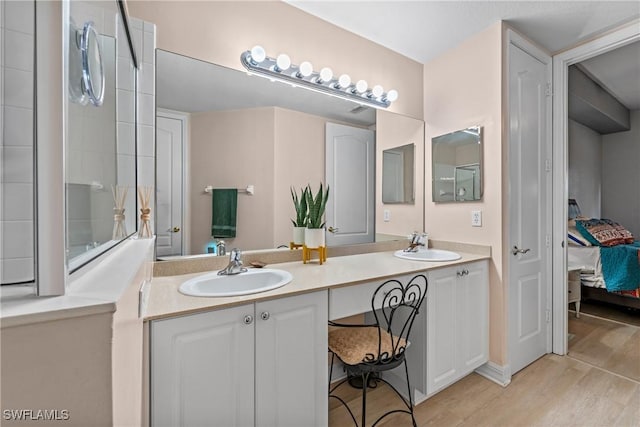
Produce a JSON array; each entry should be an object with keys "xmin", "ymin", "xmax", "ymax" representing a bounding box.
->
[
  {"xmin": 137, "ymin": 185, "xmax": 153, "ymax": 238},
  {"xmin": 112, "ymin": 185, "xmax": 129, "ymax": 239}
]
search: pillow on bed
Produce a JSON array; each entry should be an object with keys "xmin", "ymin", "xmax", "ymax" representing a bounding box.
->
[
  {"xmin": 567, "ymin": 220, "xmax": 591, "ymax": 246},
  {"xmin": 575, "ymin": 219, "xmax": 626, "ymax": 247},
  {"xmin": 601, "ymin": 219, "xmax": 635, "ymax": 244}
]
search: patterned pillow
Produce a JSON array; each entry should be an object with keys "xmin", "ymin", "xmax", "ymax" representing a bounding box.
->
[
  {"xmin": 575, "ymin": 219, "xmax": 626, "ymax": 247},
  {"xmin": 602, "ymin": 219, "xmax": 634, "ymax": 244}
]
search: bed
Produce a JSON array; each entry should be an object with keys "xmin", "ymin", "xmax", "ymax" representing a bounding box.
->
[
  {"xmin": 568, "ymin": 243, "xmax": 640, "ymax": 310},
  {"xmin": 567, "ymin": 214, "xmax": 640, "ymax": 310}
]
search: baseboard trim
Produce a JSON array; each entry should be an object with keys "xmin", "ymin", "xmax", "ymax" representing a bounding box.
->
[{"xmin": 475, "ymin": 361, "xmax": 511, "ymax": 387}]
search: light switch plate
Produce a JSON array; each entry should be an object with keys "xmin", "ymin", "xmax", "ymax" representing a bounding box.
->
[
  {"xmin": 383, "ymin": 209, "xmax": 391, "ymax": 222},
  {"xmin": 471, "ymin": 210, "xmax": 482, "ymax": 227}
]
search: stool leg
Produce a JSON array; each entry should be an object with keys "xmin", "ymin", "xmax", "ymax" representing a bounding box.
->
[{"xmin": 361, "ymin": 372, "xmax": 370, "ymax": 427}]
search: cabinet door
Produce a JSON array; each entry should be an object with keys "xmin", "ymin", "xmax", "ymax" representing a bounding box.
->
[
  {"xmin": 426, "ymin": 267, "xmax": 459, "ymax": 395},
  {"xmin": 458, "ymin": 261, "xmax": 489, "ymax": 371},
  {"xmin": 255, "ymin": 291, "xmax": 328, "ymax": 427},
  {"xmin": 151, "ymin": 304, "xmax": 254, "ymax": 427}
]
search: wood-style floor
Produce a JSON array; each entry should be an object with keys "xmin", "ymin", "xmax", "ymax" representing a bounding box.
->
[{"xmin": 329, "ymin": 314, "xmax": 640, "ymax": 426}]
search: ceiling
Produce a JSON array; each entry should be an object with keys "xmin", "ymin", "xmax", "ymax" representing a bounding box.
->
[
  {"xmin": 286, "ymin": 1, "xmax": 640, "ymax": 109},
  {"xmin": 578, "ymin": 40, "xmax": 640, "ymax": 110},
  {"xmin": 285, "ymin": 1, "xmax": 639, "ymax": 64}
]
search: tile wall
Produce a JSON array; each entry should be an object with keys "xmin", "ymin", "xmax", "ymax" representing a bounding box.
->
[
  {"xmin": 1, "ymin": 0, "xmax": 35, "ymax": 284},
  {"xmin": 133, "ymin": 17, "xmax": 156, "ymax": 234}
]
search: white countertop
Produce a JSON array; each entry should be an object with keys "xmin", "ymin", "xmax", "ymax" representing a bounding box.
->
[
  {"xmin": 1, "ymin": 238, "xmax": 154, "ymax": 328},
  {"xmin": 145, "ymin": 250, "xmax": 490, "ymax": 321}
]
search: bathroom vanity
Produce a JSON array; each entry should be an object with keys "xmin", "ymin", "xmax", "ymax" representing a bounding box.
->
[{"xmin": 146, "ymin": 246, "xmax": 490, "ymax": 426}]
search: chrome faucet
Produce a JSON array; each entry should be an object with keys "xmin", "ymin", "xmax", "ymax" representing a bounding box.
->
[
  {"xmin": 404, "ymin": 232, "xmax": 428, "ymax": 252},
  {"xmin": 218, "ymin": 248, "xmax": 247, "ymax": 276}
]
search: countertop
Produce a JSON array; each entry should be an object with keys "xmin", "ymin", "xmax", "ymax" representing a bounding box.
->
[{"xmin": 145, "ymin": 248, "xmax": 490, "ymax": 321}]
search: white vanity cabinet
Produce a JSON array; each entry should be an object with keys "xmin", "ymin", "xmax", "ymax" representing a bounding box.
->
[
  {"xmin": 150, "ymin": 290, "xmax": 328, "ymax": 427},
  {"xmin": 426, "ymin": 260, "xmax": 489, "ymax": 395}
]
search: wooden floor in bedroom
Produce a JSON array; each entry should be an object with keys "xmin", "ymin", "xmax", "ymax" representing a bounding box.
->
[
  {"xmin": 568, "ymin": 312, "xmax": 640, "ymax": 382},
  {"xmin": 329, "ymin": 316, "xmax": 640, "ymax": 426},
  {"xmin": 573, "ymin": 300, "xmax": 640, "ymax": 327}
]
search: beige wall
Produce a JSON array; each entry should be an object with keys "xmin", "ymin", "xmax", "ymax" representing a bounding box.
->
[
  {"xmin": 127, "ymin": 0, "xmax": 423, "ymax": 119},
  {"xmin": 273, "ymin": 108, "xmax": 325, "ymax": 247},
  {"xmin": 376, "ymin": 110, "xmax": 425, "ymax": 236},
  {"xmin": 424, "ymin": 22, "xmax": 506, "ymax": 364},
  {"xmin": 190, "ymin": 108, "xmax": 276, "ymax": 252},
  {"xmin": 190, "ymin": 106, "xmax": 366, "ymax": 252}
]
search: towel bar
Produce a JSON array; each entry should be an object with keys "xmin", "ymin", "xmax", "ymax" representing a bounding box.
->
[{"xmin": 204, "ymin": 185, "xmax": 254, "ymax": 195}]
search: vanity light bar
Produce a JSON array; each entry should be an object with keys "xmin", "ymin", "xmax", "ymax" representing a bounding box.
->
[{"xmin": 240, "ymin": 46, "xmax": 398, "ymax": 109}]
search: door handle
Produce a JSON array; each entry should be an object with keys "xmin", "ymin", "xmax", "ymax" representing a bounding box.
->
[
  {"xmin": 512, "ymin": 246, "xmax": 531, "ymax": 256},
  {"xmin": 172, "ymin": 226, "xmax": 181, "ymax": 233},
  {"xmin": 328, "ymin": 226, "xmax": 339, "ymax": 233}
]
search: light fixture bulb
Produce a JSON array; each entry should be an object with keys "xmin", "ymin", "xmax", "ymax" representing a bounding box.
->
[
  {"xmin": 355, "ymin": 80, "xmax": 368, "ymax": 94},
  {"xmin": 250, "ymin": 45, "xmax": 266, "ymax": 63},
  {"xmin": 298, "ymin": 61, "xmax": 313, "ymax": 77},
  {"xmin": 319, "ymin": 67, "xmax": 333, "ymax": 83},
  {"xmin": 385, "ymin": 89, "xmax": 399, "ymax": 102},
  {"xmin": 371, "ymin": 85, "xmax": 384, "ymax": 98},
  {"xmin": 276, "ymin": 54, "xmax": 291, "ymax": 71},
  {"xmin": 337, "ymin": 74, "xmax": 351, "ymax": 89}
]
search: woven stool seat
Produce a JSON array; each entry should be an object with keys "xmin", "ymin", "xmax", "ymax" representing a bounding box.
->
[
  {"xmin": 329, "ymin": 326, "xmax": 406, "ymax": 366},
  {"xmin": 327, "ymin": 274, "xmax": 427, "ymax": 427}
]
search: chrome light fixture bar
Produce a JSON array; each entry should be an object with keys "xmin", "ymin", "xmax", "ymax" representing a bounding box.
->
[{"xmin": 240, "ymin": 46, "xmax": 398, "ymax": 109}]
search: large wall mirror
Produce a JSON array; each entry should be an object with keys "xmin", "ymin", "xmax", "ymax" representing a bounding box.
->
[
  {"xmin": 64, "ymin": 1, "xmax": 138, "ymax": 272},
  {"xmin": 155, "ymin": 50, "xmax": 423, "ymax": 258},
  {"xmin": 432, "ymin": 126, "xmax": 483, "ymax": 203}
]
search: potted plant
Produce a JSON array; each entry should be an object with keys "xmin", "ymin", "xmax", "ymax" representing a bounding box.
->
[
  {"xmin": 304, "ymin": 183, "xmax": 329, "ymax": 248},
  {"xmin": 290, "ymin": 186, "xmax": 308, "ymax": 245}
]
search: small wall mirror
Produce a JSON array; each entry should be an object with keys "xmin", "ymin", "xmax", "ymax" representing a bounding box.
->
[
  {"xmin": 432, "ymin": 126, "xmax": 482, "ymax": 202},
  {"xmin": 382, "ymin": 143, "xmax": 415, "ymax": 204}
]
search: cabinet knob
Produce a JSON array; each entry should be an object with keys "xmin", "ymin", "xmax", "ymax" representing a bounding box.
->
[
  {"xmin": 243, "ymin": 315, "xmax": 254, "ymax": 325},
  {"xmin": 260, "ymin": 311, "xmax": 270, "ymax": 321}
]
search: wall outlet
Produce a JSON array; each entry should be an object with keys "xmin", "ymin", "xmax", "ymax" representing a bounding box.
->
[
  {"xmin": 471, "ymin": 210, "xmax": 482, "ymax": 227},
  {"xmin": 383, "ymin": 209, "xmax": 391, "ymax": 222}
]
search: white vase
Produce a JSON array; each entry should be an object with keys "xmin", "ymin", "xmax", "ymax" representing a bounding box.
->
[
  {"xmin": 304, "ymin": 228, "xmax": 325, "ymax": 248},
  {"xmin": 292, "ymin": 226, "xmax": 306, "ymax": 245}
]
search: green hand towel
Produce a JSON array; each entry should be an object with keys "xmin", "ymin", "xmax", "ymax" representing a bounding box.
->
[{"xmin": 211, "ymin": 189, "xmax": 238, "ymax": 238}]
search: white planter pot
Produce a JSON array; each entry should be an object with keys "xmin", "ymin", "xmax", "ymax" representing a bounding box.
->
[
  {"xmin": 305, "ymin": 228, "xmax": 325, "ymax": 248},
  {"xmin": 292, "ymin": 226, "xmax": 306, "ymax": 245}
]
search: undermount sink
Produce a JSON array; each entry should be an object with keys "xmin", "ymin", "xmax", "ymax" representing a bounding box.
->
[
  {"xmin": 179, "ymin": 268, "xmax": 293, "ymax": 297},
  {"xmin": 394, "ymin": 248, "xmax": 462, "ymax": 262}
]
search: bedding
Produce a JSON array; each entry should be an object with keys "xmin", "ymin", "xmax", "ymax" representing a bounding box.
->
[{"xmin": 568, "ymin": 244, "xmax": 640, "ymax": 299}]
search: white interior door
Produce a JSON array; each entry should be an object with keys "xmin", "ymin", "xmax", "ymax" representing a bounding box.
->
[
  {"xmin": 325, "ymin": 123, "xmax": 375, "ymax": 246},
  {"xmin": 507, "ymin": 33, "xmax": 553, "ymax": 375},
  {"xmin": 156, "ymin": 114, "xmax": 184, "ymax": 257}
]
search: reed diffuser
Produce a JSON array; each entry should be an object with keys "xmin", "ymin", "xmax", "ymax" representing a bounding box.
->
[
  {"xmin": 137, "ymin": 185, "xmax": 153, "ymax": 238},
  {"xmin": 112, "ymin": 185, "xmax": 129, "ymax": 239}
]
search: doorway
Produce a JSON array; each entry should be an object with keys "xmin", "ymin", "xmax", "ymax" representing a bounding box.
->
[
  {"xmin": 551, "ymin": 22, "xmax": 640, "ymax": 355},
  {"xmin": 156, "ymin": 110, "xmax": 189, "ymax": 257},
  {"xmin": 325, "ymin": 123, "xmax": 375, "ymax": 246}
]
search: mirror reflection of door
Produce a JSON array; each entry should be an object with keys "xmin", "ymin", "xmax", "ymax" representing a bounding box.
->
[
  {"xmin": 325, "ymin": 123, "xmax": 375, "ymax": 246},
  {"xmin": 156, "ymin": 111, "xmax": 186, "ymax": 257},
  {"xmin": 383, "ymin": 150, "xmax": 404, "ymax": 202}
]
